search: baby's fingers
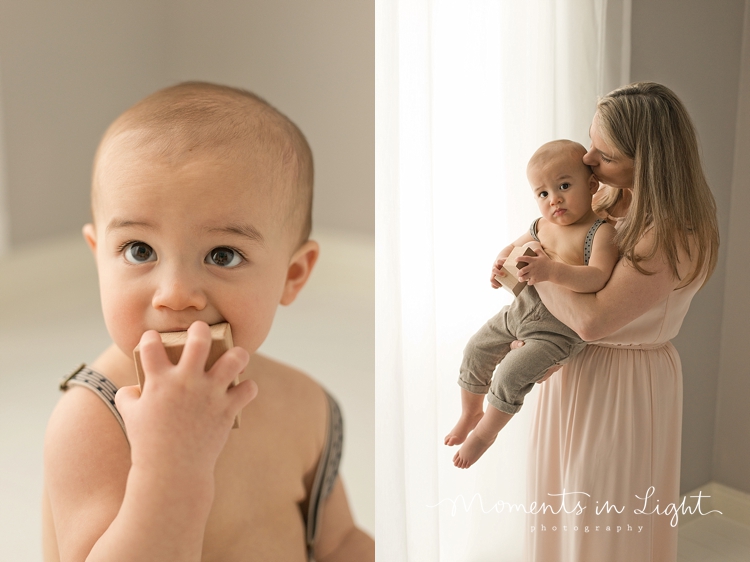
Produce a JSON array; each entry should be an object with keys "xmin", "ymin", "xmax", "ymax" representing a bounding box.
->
[
  {"xmin": 114, "ymin": 384, "xmax": 141, "ymax": 421},
  {"xmin": 517, "ymin": 265, "xmax": 531, "ymax": 280},
  {"xmin": 208, "ymin": 345, "xmax": 250, "ymax": 388},
  {"xmin": 179, "ymin": 321, "xmax": 213, "ymax": 371},
  {"xmin": 227, "ymin": 379, "xmax": 258, "ymax": 413},
  {"xmin": 138, "ymin": 330, "xmax": 175, "ymax": 378}
]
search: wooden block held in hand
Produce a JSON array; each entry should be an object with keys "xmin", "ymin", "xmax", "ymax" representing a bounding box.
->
[
  {"xmin": 494, "ymin": 246, "xmax": 538, "ymax": 297},
  {"xmin": 133, "ymin": 322, "xmax": 241, "ymax": 428}
]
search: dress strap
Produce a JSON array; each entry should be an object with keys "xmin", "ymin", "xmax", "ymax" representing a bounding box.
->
[
  {"xmin": 306, "ymin": 391, "xmax": 344, "ymax": 561},
  {"xmin": 529, "ymin": 218, "xmax": 541, "ymax": 242},
  {"xmin": 583, "ymin": 219, "xmax": 606, "ymax": 265},
  {"xmin": 59, "ymin": 364, "xmax": 129, "ymax": 441}
]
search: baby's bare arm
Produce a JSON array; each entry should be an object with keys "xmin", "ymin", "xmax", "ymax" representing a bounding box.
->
[
  {"xmin": 45, "ymin": 322, "xmax": 256, "ymax": 561},
  {"xmin": 314, "ymin": 479, "xmax": 374, "ymax": 562},
  {"xmin": 518, "ymin": 222, "xmax": 618, "ymax": 293}
]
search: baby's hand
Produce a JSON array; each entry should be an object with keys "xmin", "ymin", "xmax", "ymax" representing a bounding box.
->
[
  {"xmin": 490, "ymin": 255, "xmax": 508, "ymax": 289},
  {"xmin": 115, "ymin": 321, "xmax": 258, "ymax": 479},
  {"xmin": 516, "ymin": 248, "xmax": 555, "ymax": 286}
]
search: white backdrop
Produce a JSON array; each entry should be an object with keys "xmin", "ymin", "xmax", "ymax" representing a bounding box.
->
[{"xmin": 376, "ymin": 1, "xmax": 630, "ymax": 560}]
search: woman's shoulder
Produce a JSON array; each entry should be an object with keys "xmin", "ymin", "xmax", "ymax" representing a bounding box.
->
[{"xmin": 633, "ymin": 227, "xmax": 702, "ymax": 289}]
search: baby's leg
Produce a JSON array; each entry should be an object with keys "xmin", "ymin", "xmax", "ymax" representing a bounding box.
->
[
  {"xmin": 453, "ymin": 337, "xmax": 568, "ymax": 468},
  {"xmin": 444, "ymin": 388, "xmax": 484, "ymax": 446},
  {"xmin": 447, "ymin": 311, "xmax": 514, "ymax": 446},
  {"xmin": 453, "ymin": 405, "xmax": 513, "ymax": 468}
]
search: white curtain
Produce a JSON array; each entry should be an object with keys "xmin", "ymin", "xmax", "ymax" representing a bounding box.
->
[
  {"xmin": 0, "ymin": 60, "xmax": 9, "ymax": 256},
  {"xmin": 375, "ymin": 1, "xmax": 630, "ymax": 560}
]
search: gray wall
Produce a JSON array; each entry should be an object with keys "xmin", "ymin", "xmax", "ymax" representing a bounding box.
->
[
  {"xmin": 163, "ymin": 0, "xmax": 374, "ymax": 237},
  {"xmin": 714, "ymin": 0, "xmax": 750, "ymax": 495},
  {"xmin": 630, "ymin": 0, "xmax": 748, "ymax": 494},
  {"xmin": 0, "ymin": 0, "xmax": 374, "ymax": 248},
  {"xmin": 0, "ymin": 0, "xmax": 167, "ymax": 247}
]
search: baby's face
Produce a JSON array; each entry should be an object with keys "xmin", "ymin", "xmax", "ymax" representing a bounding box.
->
[
  {"xmin": 84, "ymin": 138, "xmax": 317, "ymax": 362},
  {"xmin": 527, "ymin": 153, "xmax": 598, "ymax": 226}
]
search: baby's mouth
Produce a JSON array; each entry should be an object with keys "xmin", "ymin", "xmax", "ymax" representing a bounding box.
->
[
  {"xmin": 157, "ymin": 320, "xmax": 226, "ymax": 333},
  {"xmin": 553, "ymin": 208, "xmax": 566, "ymax": 217}
]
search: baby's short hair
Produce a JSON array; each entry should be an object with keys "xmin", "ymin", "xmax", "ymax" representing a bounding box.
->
[
  {"xmin": 527, "ymin": 139, "xmax": 591, "ymax": 175},
  {"xmin": 92, "ymin": 81, "xmax": 313, "ymax": 245}
]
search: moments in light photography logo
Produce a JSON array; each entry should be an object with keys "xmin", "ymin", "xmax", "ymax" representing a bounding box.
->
[{"xmin": 428, "ymin": 487, "xmax": 722, "ymax": 529}]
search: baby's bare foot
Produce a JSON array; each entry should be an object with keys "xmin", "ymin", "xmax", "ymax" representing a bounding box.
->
[
  {"xmin": 444, "ymin": 411, "xmax": 484, "ymax": 446},
  {"xmin": 452, "ymin": 430, "xmax": 497, "ymax": 469}
]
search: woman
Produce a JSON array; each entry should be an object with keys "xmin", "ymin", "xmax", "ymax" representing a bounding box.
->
[{"xmin": 515, "ymin": 82, "xmax": 719, "ymax": 561}]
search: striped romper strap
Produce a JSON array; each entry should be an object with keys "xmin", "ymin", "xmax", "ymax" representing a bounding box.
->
[
  {"xmin": 59, "ymin": 364, "xmax": 128, "ymax": 440},
  {"xmin": 583, "ymin": 219, "xmax": 606, "ymax": 265},
  {"xmin": 306, "ymin": 391, "xmax": 344, "ymax": 561}
]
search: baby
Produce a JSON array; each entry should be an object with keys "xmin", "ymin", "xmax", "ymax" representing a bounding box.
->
[
  {"xmin": 43, "ymin": 82, "xmax": 374, "ymax": 561},
  {"xmin": 445, "ymin": 140, "xmax": 619, "ymax": 469}
]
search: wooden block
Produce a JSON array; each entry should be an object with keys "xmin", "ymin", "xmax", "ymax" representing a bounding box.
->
[
  {"xmin": 494, "ymin": 246, "xmax": 538, "ymax": 297},
  {"xmin": 133, "ymin": 322, "xmax": 241, "ymax": 429}
]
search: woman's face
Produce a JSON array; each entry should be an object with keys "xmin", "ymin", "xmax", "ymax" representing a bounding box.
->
[{"xmin": 582, "ymin": 113, "xmax": 635, "ymax": 189}]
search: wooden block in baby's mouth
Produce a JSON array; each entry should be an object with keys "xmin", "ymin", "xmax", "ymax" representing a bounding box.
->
[
  {"xmin": 133, "ymin": 322, "xmax": 241, "ymax": 429},
  {"xmin": 495, "ymin": 246, "xmax": 538, "ymax": 297}
]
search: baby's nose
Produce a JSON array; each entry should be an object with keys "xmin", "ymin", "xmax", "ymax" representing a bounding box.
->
[{"xmin": 152, "ymin": 269, "xmax": 207, "ymax": 312}]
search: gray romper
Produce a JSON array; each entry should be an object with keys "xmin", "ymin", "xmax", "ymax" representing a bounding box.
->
[
  {"xmin": 458, "ymin": 218, "xmax": 606, "ymax": 414},
  {"xmin": 59, "ymin": 364, "xmax": 343, "ymax": 562}
]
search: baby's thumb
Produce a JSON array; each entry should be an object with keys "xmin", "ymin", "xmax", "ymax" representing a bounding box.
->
[{"xmin": 114, "ymin": 384, "xmax": 141, "ymax": 418}]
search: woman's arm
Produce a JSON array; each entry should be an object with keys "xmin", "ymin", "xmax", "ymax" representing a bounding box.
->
[{"xmin": 531, "ymin": 229, "xmax": 692, "ymax": 341}]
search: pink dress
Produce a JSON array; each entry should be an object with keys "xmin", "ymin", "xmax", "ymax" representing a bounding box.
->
[{"xmin": 526, "ymin": 267, "xmax": 705, "ymax": 561}]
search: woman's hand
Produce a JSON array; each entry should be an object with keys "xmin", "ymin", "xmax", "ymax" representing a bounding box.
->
[{"xmin": 510, "ymin": 340, "xmax": 561, "ymax": 383}]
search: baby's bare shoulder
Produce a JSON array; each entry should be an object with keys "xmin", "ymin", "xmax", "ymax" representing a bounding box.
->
[
  {"xmin": 251, "ymin": 353, "xmax": 327, "ymax": 402},
  {"xmin": 44, "ymin": 387, "xmax": 130, "ymax": 558},
  {"xmin": 248, "ymin": 353, "xmax": 328, "ymax": 444},
  {"xmin": 46, "ymin": 385, "xmax": 130, "ymax": 470},
  {"xmin": 595, "ymin": 220, "xmax": 617, "ymax": 237}
]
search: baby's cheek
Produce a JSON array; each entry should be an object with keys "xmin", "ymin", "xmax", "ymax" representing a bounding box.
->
[
  {"xmin": 100, "ymin": 278, "xmax": 150, "ymax": 354},
  {"xmin": 221, "ymin": 295, "xmax": 280, "ymax": 354}
]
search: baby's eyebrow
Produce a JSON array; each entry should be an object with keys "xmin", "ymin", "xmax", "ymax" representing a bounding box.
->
[
  {"xmin": 207, "ymin": 223, "xmax": 265, "ymax": 245},
  {"xmin": 106, "ymin": 218, "xmax": 155, "ymax": 233}
]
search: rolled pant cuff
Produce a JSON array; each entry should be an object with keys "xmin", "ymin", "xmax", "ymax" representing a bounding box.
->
[
  {"xmin": 487, "ymin": 391, "xmax": 522, "ymax": 414},
  {"xmin": 457, "ymin": 378, "xmax": 490, "ymax": 394}
]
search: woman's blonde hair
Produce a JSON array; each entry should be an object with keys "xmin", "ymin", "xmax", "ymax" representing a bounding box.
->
[{"xmin": 593, "ymin": 82, "xmax": 719, "ymax": 287}]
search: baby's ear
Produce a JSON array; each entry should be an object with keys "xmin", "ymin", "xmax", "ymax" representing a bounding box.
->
[
  {"xmin": 82, "ymin": 223, "xmax": 97, "ymax": 257},
  {"xmin": 588, "ymin": 173, "xmax": 600, "ymax": 192},
  {"xmin": 280, "ymin": 240, "xmax": 320, "ymax": 306}
]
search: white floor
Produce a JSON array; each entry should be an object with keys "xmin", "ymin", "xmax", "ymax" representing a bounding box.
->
[
  {"xmin": 678, "ymin": 515, "xmax": 750, "ymax": 561},
  {"xmin": 0, "ymin": 228, "xmax": 374, "ymax": 561}
]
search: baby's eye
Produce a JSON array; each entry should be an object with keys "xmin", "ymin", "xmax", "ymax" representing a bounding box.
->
[
  {"xmin": 124, "ymin": 242, "xmax": 156, "ymax": 264},
  {"xmin": 539, "ymin": 191, "xmax": 548, "ymax": 199},
  {"xmin": 206, "ymin": 247, "xmax": 243, "ymax": 268},
  {"xmin": 559, "ymin": 183, "xmax": 570, "ymax": 190}
]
